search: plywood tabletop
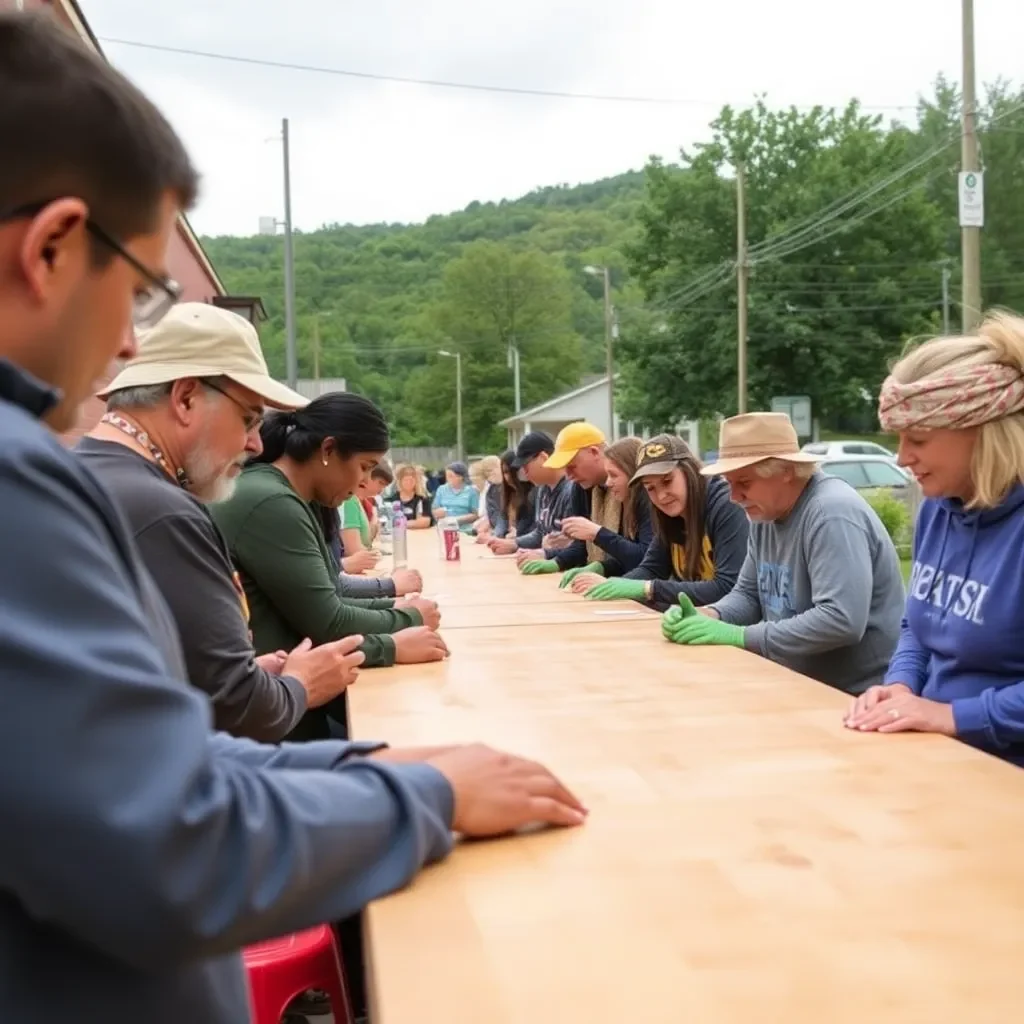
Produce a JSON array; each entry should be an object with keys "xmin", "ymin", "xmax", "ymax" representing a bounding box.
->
[{"xmin": 352, "ymin": 530, "xmax": 1024, "ymax": 1023}]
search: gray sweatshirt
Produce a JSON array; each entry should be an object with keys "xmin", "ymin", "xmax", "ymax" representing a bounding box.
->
[{"xmin": 709, "ymin": 472, "xmax": 904, "ymax": 694}]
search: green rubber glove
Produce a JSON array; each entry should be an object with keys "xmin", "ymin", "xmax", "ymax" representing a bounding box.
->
[
  {"xmin": 664, "ymin": 615, "xmax": 745, "ymax": 648},
  {"xmin": 584, "ymin": 578, "xmax": 647, "ymax": 602},
  {"xmin": 661, "ymin": 593, "xmax": 698, "ymax": 631},
  {"xmin": 559, "ymin": 562, "xmax": 605, "ymax": 589},
  {"xmin": 520, "ymin": 558, "xmax": 559, "ymax": 576}
]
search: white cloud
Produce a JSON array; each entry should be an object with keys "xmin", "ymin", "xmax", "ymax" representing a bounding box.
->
[{"xmin": 81, "ymin": 0, "xmax": 1023, "ymax": 236}]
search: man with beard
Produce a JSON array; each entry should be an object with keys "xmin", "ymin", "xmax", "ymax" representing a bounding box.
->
[{"xmin": 79, "ymin": 301, "xmax": 370, "ymax": 741}]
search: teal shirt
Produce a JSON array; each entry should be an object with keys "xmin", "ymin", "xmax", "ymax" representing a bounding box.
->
[{"xmin": 433, "ymin": 482, "xmax": 479, "ymax": 532}]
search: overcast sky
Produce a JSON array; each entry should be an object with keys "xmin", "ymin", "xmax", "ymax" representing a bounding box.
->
[{"xmin": 82, "ymin": 0, "xmax": 1021, "ymax": 238}]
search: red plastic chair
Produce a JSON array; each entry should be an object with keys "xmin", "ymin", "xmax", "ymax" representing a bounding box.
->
[{"xmin": 243, "ymin": 924, "xmax": 352, "ymax": 1024}]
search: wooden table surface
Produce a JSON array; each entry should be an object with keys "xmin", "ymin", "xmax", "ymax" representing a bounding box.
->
[{"xmin": 352, "ymin": 532, "xmax": 1024, "ymax": 1023}]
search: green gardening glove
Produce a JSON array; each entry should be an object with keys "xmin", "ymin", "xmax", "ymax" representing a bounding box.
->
[
  {"xmin": 664, "ymin": 615, "xmax": 745, "ymax": 648},
  {"xmin": 520, "ymin": 559, "xmax": 559, "ymax": 576},
  {"xmin": 559, "ymin": 562, "xmax": 605, "ymax": 589},
  {"xmin": 661, "ymin": 593, "xmax": 698, "ymax": 632},
  {"xmin": 584, "ymin": 578, "xmax": 647, "ymax": 602}
]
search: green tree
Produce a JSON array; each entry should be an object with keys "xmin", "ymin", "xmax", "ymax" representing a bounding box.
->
[
  {"xmin": 401, "ymin": 241, "xmax": 584, "ymax": 452},
  {"xmin": 622, "ymin": 101, "xmax": 947, "ymax": 429}
]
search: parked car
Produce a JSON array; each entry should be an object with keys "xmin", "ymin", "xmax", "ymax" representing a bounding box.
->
[
  {"xmin": 818, "ymin": 455, "xmax": 911, "ymax": 491},
  {"xmin": 803, "ymin": 440, "xmax": 897, "ymax": 460}
]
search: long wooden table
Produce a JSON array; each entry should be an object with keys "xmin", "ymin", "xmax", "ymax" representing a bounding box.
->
[{"xmin": 351, "ymin": 532, "xmax": 1024, "ymax": 1023}]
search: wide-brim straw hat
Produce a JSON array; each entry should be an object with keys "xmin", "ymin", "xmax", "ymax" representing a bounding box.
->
[{"xmin": 700, "ymin": 412, "xmax": 822, "ymax": 476}]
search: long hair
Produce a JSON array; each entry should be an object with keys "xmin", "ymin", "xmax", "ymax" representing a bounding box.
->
[
  {"xmin": 647, "ymin": 439, "xmax": 710, "ymax": 580},
  {"xmin": 251, "ymin": 392, "xmax": 390, "ymax": 467},
  {"xmin": 499, "ymin": 448, "xmax": 532, "ymax": 522},
  {"xmin": 603, "ymin": 436, "xmax": 645, "ymax": 539}
]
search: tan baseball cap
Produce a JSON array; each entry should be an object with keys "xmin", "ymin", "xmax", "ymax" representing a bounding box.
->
[{"xmin": 99, "ymin": 302, "xmax": 308, "ymax": 411}]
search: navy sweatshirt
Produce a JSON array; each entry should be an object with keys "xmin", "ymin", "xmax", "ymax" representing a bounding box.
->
[
  {"xmin": 0, "ymin": 360, "xmax": 454, "ymax": 1024},
  {"xmin": 885, "ymin": 485, "xmax": 1024, "ymax": 765}
]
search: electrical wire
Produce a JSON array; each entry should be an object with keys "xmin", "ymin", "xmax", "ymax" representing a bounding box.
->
[{"xmin": 97, "ymin": 36, "xmax": 923, "ymax": 110}]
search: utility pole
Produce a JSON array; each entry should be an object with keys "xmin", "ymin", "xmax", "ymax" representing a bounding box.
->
[
  {"xmin": 438, "ymin": 350, "xmax": 463, "ymax": 462},
  {"xmin": 960, "ymin": 0, "xmax": 982, "ymax": 332},
  {"xmin": 282, "ymin": 118, "xmax": 298, "ymax": 390},
  {"xmin": 602, "ymin": 266, "xmax": 615, "ymax": 440},
  {"xmin": 736, "ymin": 160, "xmax": 749, "ymax": 414},
  {"xmin": 941, "ymin": 264, "xmax": 951, "ymax": 334},
  {"xmin": 507, "ymin": 337, "xmax": 522, "ymax": 413},
  {"xmin": 312, "ymin": 315, "xmax": 320, "ymax": 381}
]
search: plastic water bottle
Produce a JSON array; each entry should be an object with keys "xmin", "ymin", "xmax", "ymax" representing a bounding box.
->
[
  {"xmin": 378, "ymin": 502, "xmax": 393, "ymax": 556},
  {"xmin": 392, "ymin": 501, "xmax": 408, "ymax": 569}
]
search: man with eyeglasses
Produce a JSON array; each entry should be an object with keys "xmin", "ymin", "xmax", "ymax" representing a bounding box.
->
[
  {"xmin": 0, "ymin": 12, "xmax": 585, "ymax": 1024},
  {"xmin": 78, "ymin": 301, "xmax": 373, "ymax": 742}
]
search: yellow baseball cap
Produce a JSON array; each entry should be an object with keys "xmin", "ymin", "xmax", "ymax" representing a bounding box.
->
[{"xmin": 543, "ymin": 421, "xmax": 607, "ymax": 469}]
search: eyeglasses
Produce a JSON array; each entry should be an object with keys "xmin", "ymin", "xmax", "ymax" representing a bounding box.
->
[
  {"xmin": 0, "ymin": 200, "xmax": 181, "ymax": 330},
  {"xmin": 202, "ymin": 380, "xmax": 265, "ymax": 433}
]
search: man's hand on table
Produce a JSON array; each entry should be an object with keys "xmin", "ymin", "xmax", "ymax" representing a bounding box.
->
[
  {"xmin": 285, "ymin": 635, "xmax": 366, "ymax": 707},
  {"xmin": 542, "ymin": 531, "xmax": 572, "ymax": 551},
  {"xmin": 343, "ymin": 549, "xmax": 381, "ymax": 575},
  {"xmin": 393, "ymin": 626, "xmax": 449, "ymax": 664},
  {"xmin": 394, "ymin": 595, "xmax": 441, "ymax": 630},
  {"xmin": 489, "ymin": 537, "xmax": 517, "ymax": 556},
  {"xmin": 428, "ymin": 744, "xmax": 588, "ymax": 835},
  {"xmin": 515, "ymin": 548, "xmax": 545, "ymax": 566},
  {"xmin": 390, "ymin": 567, "xmax": 423, "ymax": 596}
]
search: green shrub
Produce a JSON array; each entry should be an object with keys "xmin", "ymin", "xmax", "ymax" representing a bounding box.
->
[{"xmin": 864, "ymin": 489, "xmax": 911, "ymax": 547}]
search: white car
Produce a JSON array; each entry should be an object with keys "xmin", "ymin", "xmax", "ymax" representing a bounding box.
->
[
  {"xmin": 817, "ymin": 455, "xmax": 911, "ymax": 491},
  {"xmin": 802, "ymin": 440, "xmax": 897, "ymax": 460}
]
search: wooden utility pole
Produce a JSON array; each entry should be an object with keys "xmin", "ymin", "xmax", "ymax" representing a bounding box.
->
[
  {"xmin": 736, "ymin": 160, "xmax": 749, "ymax": 414},
  {"xmin": 312, "ymin": 315, "xmax": 320, "ymax": 381},
  {"xmin": 960, "ymin": 0, "xmax": 982, "ymax": 332}
]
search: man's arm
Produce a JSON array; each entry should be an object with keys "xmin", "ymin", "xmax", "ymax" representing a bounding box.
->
[
  {"xmin": 0, "ymin": 447, "xmax": 453, "ymax": 971},
  {"xmin": 514, "ymin": 488, "xmax": 544, "ymax": 550},
  {"xmin": 337, "ymin": 573, "xmax": 396, "ymax": 600},
  {"xmin": 549, "ymin": 483, "xmax": 589, "ymax": 569},
  {"xmin": 133, "ymin": 510, "xmax": 307, "ymax": 742},
  {"xmin": 742, "ymin": 517, "xmax": 875, "ymax": 659},
  {"xmin": 708, "ymin": 542, "xmax": 763, "ymax": 625},
  {"xmin": 234, "ymin": 495, "xmax": 419, "ymax": 666}
]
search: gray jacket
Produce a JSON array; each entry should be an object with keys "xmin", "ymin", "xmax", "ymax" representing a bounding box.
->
[{"xmin": 0, "ymin": 360, "xmax": 454, "ymax": 1024}]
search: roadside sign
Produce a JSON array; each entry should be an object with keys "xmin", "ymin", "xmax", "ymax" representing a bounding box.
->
[
  {"xmin": 958, "ymin": 171, "xmax": 984, "ymax": 228},
  {"xmin": 770, "ymin": 395, "xmax": 812, "ymax": 438}
]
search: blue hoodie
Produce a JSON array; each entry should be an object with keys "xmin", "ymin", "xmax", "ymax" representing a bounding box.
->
[{"xmin": 885, "ymin": 483, "xmax": 1024, "ymax": 765}]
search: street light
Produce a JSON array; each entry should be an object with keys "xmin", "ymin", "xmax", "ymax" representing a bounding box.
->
[
  {"xmin": 584, "ymin": 264, "xmax": 616, "ymax": 440},
  {"xmin": 438, "ymin": 350, "xmax": 463, "ymax": 463}
]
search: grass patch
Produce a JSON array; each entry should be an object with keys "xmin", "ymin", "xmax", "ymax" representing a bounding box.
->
[{"xmin": 900, "ymin": 557, "xmax": 912, "ymax": 583}]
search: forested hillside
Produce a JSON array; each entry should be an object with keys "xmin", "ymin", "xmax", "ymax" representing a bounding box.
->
[{"xmin": 203, "ymin": 79, "xmax": 1024, "ymax": 452}]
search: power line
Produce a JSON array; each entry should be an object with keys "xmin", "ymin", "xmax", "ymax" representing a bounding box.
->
[{"xmin": 98, "ymin": 36, "xmax": 921, "ymax": 110}]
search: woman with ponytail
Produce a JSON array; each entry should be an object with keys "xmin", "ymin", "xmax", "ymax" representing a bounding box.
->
[
  {"xmin": 212, "ymin": 393, "xmax": 447, "ymax": 741},
  {"xmin": 845, "ymin": 311, "xmax": 1024, "ymax": 766}
]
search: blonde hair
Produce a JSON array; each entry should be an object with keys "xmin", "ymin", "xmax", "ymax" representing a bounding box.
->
[
  {"xmin": 395, "ymin": 463, "xmax": 426, "ymax": 498},
  {"xmin": 470, "ymin": 455, "xmax": 501, "ymax": 489},
  {"xmin": 888, "ymin": 310, "xmax": 1024, "ymax": 508}
]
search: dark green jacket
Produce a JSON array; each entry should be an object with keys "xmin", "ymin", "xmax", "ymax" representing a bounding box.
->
[{"xmin": 212, "ymin": 464, "xmax": 421, "ymax": 668}]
